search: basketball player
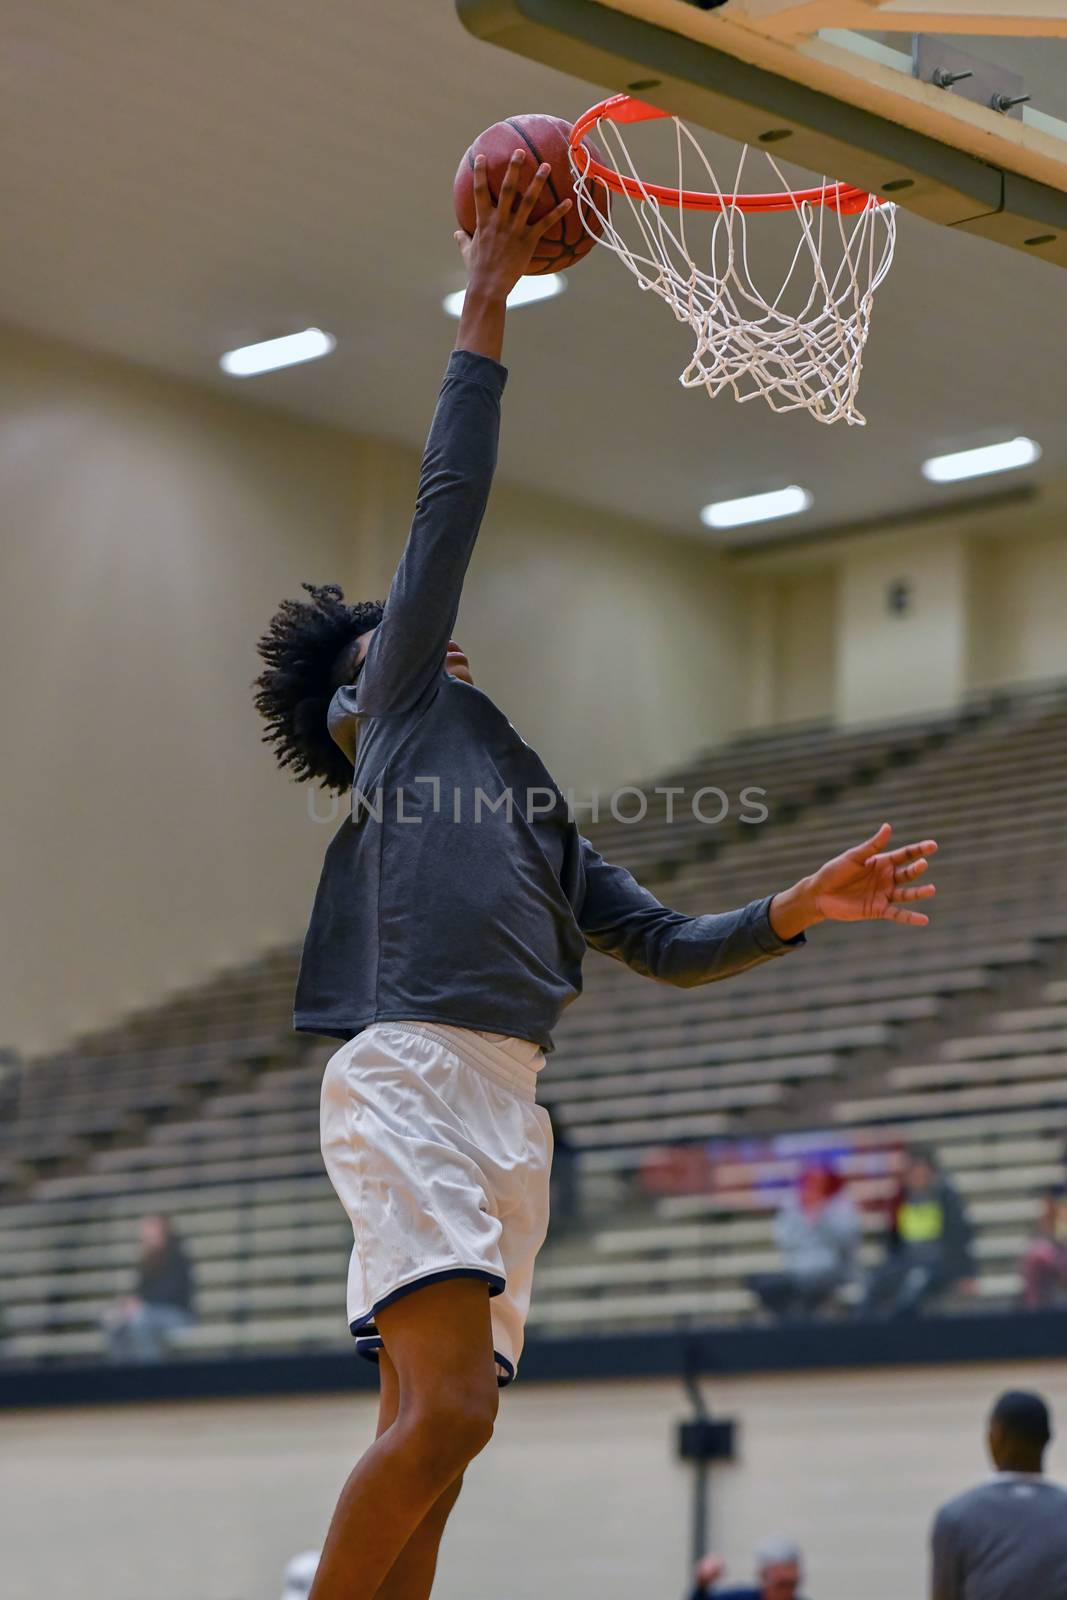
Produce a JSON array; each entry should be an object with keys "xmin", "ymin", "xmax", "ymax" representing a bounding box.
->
[
  {"xmin": 931, "ymin": 1390, "xmax": 1067, "ymax": 1599},
  {"xmin": 254, "ymin": 151, "xmax": 938, "ymax": 1600}
]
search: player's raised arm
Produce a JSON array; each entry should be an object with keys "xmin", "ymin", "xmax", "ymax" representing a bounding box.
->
[
  {"xmin": 355, "ymin": 153, "xmax": 571, "ymax": 717},
  {"xmin": 577, "ymin": 840, "xmax": 802, "ymax": 987},
  {"xmin": 578, "ymin": 823, "xmax": 937, "ymax": 987}
]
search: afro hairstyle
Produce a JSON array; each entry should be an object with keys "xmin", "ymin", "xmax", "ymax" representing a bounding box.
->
[{"xmin": 253, "ymin": 583, "xmax": 383, "ymax": 793}]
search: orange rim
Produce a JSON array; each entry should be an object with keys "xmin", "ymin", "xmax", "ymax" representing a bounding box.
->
[{"xmin": 570, "ymin": 94, "xmax": 875, "ymax": 216}]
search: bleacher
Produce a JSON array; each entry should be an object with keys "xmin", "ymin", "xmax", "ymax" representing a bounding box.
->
[{"xmin": 3, "ymin": 683, "xmax": 1066, "ymax": 1366}]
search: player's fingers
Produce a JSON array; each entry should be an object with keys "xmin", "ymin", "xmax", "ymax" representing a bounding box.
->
[
  {"xmin": 515, "ymin": 161, "xmax": 552, "ymax": 223},
  {"xmin": 884, "ymin": 905, "xmax": 930, "ymax": 927},
  {"xmin": 850, "ymin": 822, "xmax": 892, "ymax": 861},
  {"xmin": 532, "ymin": 196, "xmax": 572, "ymax": 238},
  {"xmin": 472, "ymin": 154, "xmax": 493, "ymax": 226},
  {"xmin": 891, "ymin": 883, "xmax": 936, "ymax": 903},
  {"xmin": 894, "ymin": 857, "xmax": 929, "ymax": 882},
  {"xmin": 498, "ymin": 148, "xmax": 528, "ymax": 212},
  {"xmin": 885, "ymin": 838, "xmax": 938, "ymax": 866}
]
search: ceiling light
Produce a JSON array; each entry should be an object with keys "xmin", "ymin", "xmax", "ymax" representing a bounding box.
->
[
  {"xmin": 220, "ymin": 328, "xmax": 336, "ymax": 377},
  {"xmin": 922, "ymin": 437, "xmax": 1041, "ymax": 484},
  {"xmin": 700, "ymin": 485, "xmax": 813, "ymax": 530},
  {"xmin": 442, "ymin": 275, "xmax": 566, "ymax": 317}
]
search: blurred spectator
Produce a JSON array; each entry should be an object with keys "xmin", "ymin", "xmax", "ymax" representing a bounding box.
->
[
  {"xmin": 689, "ymin": 1537, "xmax": 808, "ymax": 1600},
  {"xmin": 1019, "ymin": 1188, "xmax": 1067, "ymax": 1309},
  {"xmin": 102, "ymin": 1214, "xmax": 196, "ymax": 1362},
  {"xmin": 930, "ymin": 1389, "xmax": 1067, "ymax": 1599},
  {"xmin": 859, "ymin": 1147, "xmax": 974, "ymax": 1317},
  {"xmin": 281, "ymin": 1549, "xmax": 319, "ymax": 1599},
  {"xmin": 543, "ymin": 1101, "xmax": 581, "ymax": 1236},
  {"xmin": 749, "ymin": 1164, "xmax": 860, "ymax": 1318}
]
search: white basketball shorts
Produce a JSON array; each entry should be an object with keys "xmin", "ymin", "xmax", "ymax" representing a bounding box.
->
[{"xmin": 319, "ymin": 1020, "xmax": 553, "ymax": 1385}]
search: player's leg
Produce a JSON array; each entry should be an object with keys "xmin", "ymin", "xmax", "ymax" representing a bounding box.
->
[
  {"xmin": 366, "ymin": 1068, "xmax": 552, "ymax": 1600},
  {"xmin": 308, "ymin": 1277, "xmax": 497, "ymax": 1600},
  {"xmin": 373, "ymin": 1476, "xmax": 465, "ymax": 1600},
  {"xmin": 370, "ymin": 1349, "xmax": 467, "ymax": 1600}
]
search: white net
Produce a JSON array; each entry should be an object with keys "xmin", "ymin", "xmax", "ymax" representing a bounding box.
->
[{"xmin": 570, "ymin": 107, "xmax": 897, "ymax": 427}]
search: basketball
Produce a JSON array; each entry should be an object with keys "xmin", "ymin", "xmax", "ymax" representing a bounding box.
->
[{"xmin": 453, "ymin": 114, "xmax": 608, "ymax": 274}]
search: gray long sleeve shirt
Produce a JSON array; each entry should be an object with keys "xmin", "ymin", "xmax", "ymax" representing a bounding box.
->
[
  {"xmin": 931, "ymin": 1475, "xmax": 1067, "ymax": 1600},
  {"xmin": 293, "ymin": 349, "xmax": 802, "ymax": 1051}
]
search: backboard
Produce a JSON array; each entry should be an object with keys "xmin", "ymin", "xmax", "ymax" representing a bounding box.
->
[{"xmin": 456, "ymin": 1, "xmax": 1067, "ymax": 267}]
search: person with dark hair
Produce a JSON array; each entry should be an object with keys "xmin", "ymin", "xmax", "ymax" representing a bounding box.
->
[
  {"xmin": 749, "ymin": 1164, "xmax": 860, "ymax": 1319},
  {"xmin": 254, "ymin": 151, "xmax": 939, "ymax": 1600},
  {"xmin": 930, "ymin": 1389, "xmax": 1067, "ymax": 1599},
  {"xmin": 102, "ymin": 1214, "xmax": 196, "ymax": 1362},
  {"xmin": 859, "ymin": 1146, "xmax": 974, "ymax": 1317}
]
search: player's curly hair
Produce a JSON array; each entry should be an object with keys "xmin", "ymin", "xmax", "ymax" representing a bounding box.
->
[{"xmin": 253, "ymin": 583, "xmax": 383, "ymax": 793}]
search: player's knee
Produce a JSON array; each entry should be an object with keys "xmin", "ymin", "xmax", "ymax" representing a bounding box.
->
[
  {"xmin": 436, "ymin": 1381, "xmax": 498, "ymax": 1462},
  {"xmin": 408, "ymin": 1384, "xmax": 498, "ymax": 1478}
]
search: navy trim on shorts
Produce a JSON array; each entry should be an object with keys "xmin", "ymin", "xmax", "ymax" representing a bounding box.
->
[
  {"xmin": 354, "ymin": 1337, "xmax": 516, "ymax": 1389},
  {"xmin": 349, "ymin": 1267, "xmax": 506, "ymax": 1339},
  {"xmin": 350, "ymin": 1269, "xmax": 515, "ymax": 1386}
]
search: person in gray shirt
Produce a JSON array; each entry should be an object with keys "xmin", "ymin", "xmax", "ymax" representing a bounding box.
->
[
  {"xmin": 931, "ymin": 1390, "xmax": 1067, "ymax": 1600},
  {"xmin": 254, "ymin": 152, "xmax": 940, "ymax": 1600},
  {"xmin": 750, "ymin": 1165, "xmax": 861, "ymax": 1318}
]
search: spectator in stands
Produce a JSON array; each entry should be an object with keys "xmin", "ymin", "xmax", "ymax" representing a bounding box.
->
[
  {"xmin": 859, "ymin": 1147, "xmax": 974, "ymax": 1317},
  {"xmin": 930, "ymin": 1389, "xmax": 1067, "ymax": 1599},
  {"xmin": 689, "ymin": 1538, "xmax": 808, "ymax": 1600},
  {"xmin": 1019, "ymin": 1187, "xmax": 1067, "ymax": 1309},
  {"xmin": 749, "ymin": 1163, "xmax": 860, "ymax": 1318},
  {"xmin": 102, "ymin": 1213, "xmax": 196, "ymax": 1362}
]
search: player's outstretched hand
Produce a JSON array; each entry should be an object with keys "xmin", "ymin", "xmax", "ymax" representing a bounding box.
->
[
  {"xmin": 810, "ymin": 822, "xmax": 937, "ymax": 926},
  {"xmin": 769, "ymin": 823, "xmax": 937, "ymax": 941},
  {"xmin": 454, "ymin": 150, "xmax": 571, "ymax": 299}
]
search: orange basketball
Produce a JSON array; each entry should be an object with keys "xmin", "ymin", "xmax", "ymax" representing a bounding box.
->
[{"xmin": 453, "ymin": 113, "xmax": 608, "ymax": 274}]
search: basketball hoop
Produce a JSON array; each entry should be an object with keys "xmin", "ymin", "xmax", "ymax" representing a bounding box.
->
[{"xmin": 569, "ymin": 96, "xmax": 897, "ymax": 427}]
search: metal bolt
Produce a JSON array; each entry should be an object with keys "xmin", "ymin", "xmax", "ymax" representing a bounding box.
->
[
  {"xmin": 932, "ymin": 68, "xmax": 973, "ymax": 90},
  {"xmin": 991, "ymin": 92, "xmax": 1031, "ymax": 113}
]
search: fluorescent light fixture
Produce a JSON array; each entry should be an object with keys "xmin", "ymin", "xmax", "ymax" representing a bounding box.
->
[
  {"xmin": 220, "ymin": 327, "xmax": 336, "ymax": 377},
  {"xmin": 922, "ymin": 436, "xmax": 1041, "ymax": 484},
  {"xmin": 701, "ymin": 485, "xmax": 813, "ymax": 531},
  {"xmin": 442, "ymin": 275, "xmax": 565, "ymax": 317}
]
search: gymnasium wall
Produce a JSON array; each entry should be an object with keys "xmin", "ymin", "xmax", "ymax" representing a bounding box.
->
[
  {"xmin": 741, "ymin": 507, "xmax": 1067, "ymax": 731},
  {"xmin": 742, "ymin": 568, "xmax": 837, "ymax": 729},
  {"xmin": 0, "ymin": 322, "xmax": 743, "ymax": 1059},
  {"xmin": 836, "ymin": 531, "xmax": 969, "ymax": 726},
  {"xmin": 5, "ymin": 1361, "xmax": 1065, "ymax": 1600},
  {"xmin": 968, "ymin": 525, "xmax": 1067, "ymax": 690}
]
